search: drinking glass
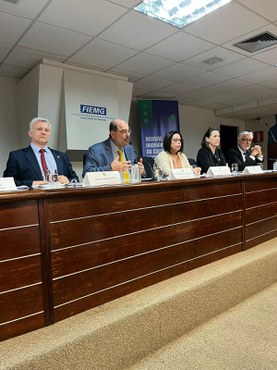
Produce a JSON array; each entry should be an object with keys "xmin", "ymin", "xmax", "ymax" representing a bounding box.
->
[
  {"xmin": 154, "ymin": 167, "xmax": 168, "ymax": 181},
  {"xmin": 45, "ymin": 169, "xmax": 52, "ymax": 182},
  {"xmin": 154, "ymin": 167, "xmax": 162, "ymax": 181},
  {"xmin": 52, "ymin": 169, "xmax": 59, "ymax": 182},
  {"xmin": 231, "ymin": 163, "xmax": 238, "ymax": 174}
]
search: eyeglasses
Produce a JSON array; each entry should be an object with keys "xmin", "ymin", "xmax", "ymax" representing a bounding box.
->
[
  {"xmin": 241, "ymin": 138, "xmax": 252, "ymax": 142},
  {"xmin": 118, "ymin": 129, "xmax": 131, "ymax": 134}
]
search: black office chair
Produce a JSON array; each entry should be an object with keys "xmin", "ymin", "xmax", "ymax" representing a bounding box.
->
[
  {"xmin": 188, "ymin": 157, "xmax": 197, "ymax": 167},
  {"xmin": 142, "ymin": 156, "xmax": 154, "ymax": 179},
  {"xmin": 83, "ymin": 152, "xmax": 90, "ymax": 167}
]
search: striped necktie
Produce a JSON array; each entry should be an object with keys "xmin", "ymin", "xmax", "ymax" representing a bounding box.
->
[{"xmin": 118, "ymin": 149, "xmax": 130, "ymax": 183}]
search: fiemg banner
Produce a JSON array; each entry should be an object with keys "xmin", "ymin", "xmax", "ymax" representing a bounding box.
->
[{"xmin": 138, "ymin": 100, "xmax": 180, "ymax": 157}]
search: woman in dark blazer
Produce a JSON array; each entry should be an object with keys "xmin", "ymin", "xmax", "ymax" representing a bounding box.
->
[{"xmin": 197, "ymin": 127, "xmax": 226, "ymax": 174}]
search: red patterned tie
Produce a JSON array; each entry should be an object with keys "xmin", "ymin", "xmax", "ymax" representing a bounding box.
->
[{"xmin": 39, "ymin": 149, "xmax": 48, "ymax": 177}]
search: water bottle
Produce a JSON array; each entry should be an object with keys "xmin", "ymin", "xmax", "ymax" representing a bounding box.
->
[{"xmin": 273, "ymin": 160, "xmax": 277, "ymax": 171}]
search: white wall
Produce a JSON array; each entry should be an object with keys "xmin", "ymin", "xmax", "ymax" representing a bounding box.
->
[
  {"xmin": 17, "ymin": 65, "xmax": 40, "ymax": 146},
  {"xmin": 0, "ymin": 76, "xmax": 20, "ymax": 175},
  {"xmin": 179, "ymin": 105, "xmax": 245, "ymax": 160},
  {"xmin": 1, "ymin": 72, "xmax": 274, "ymax": 178}
]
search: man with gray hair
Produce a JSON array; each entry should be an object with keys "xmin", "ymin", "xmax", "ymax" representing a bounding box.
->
[
  {"xmin": 3, "ymin": 117, "xmax": 79, "ymax": 187},
  {"xmin": 226, "ymin": 130, "xmax": 263, "ymax": 171}
]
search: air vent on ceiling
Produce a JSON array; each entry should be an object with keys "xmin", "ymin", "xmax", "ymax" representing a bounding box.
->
[
  {"xmin": 202, "ymin": 57, "xmax": 224, "ymax": 65},
  {"xmin": 234, "ymin": 31, "xmax": 277, "ymax": 53},
  {"xmin": 2, "ymin": 0, "xmax": 20, "ymax": 4}
]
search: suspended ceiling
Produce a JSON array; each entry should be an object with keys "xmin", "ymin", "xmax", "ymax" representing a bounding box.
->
[{"xmin": 1, "ymin": 0, "xmax": 277, "ymax": 119}]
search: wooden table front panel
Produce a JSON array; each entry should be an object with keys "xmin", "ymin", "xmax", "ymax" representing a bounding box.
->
[
  {"xmin": 0, "ymin": 198, "xmax": 44, "ymax": 341},
  {"xmin": 244, "ymin": 175, "xmax": 277, "ymax": 249},
  {"xmin": 46, "ymin": 180, "xmax": 243, "ymax": 321},
  {"xmin": 1, "ymin": 174, "xmax": 276, "ymax": 340}
]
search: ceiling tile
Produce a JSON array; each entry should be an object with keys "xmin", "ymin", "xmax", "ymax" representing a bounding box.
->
[
  {"xmin": 0, "ymin": 0, "xmax": 49, "ymax": 18},
  {"xmin": 154, "ymin": 81, "xmax": 198, "ymax": 96},
  {"xmin": 107, "ymin": 0, "xmax": 141, "ymax": 8},
  {"xmin": 39, "ymin": 0, "xmax": 128, "ymax": 36},
  {"xmin": 251, "ymin": 46, "xmax": 277, "ymax": 65},
  {"xmin": 185, "ymin": 71, "xmax": 230, "ymax": 88},
  {"xmin": 146, "ymin": 31, "xmax": 214, "ymax": 62},
  {"xmin": 18, "ymin": 22, "xmax": 92, "ymax": 56},
  {"xmin": 211, "ymin": 78, "xmax": 251, "ymax": 92},
  {"xmin": 257, "ymin": 77, "xmax": 277, "ymax": 89},
  {"xmin": 212, "ymin": 58, "xmax": 268, "ymax": 78},
  {"xmin": 183, "ymin": 46, "xmax": 245, "ymax": 70},
  {"xmin": 185, "ymin": 2, "xmax": 268, "ymax": 44},
  {"xmin": 72, "ymin": 38, "xmax": 138, "ymax": 67},
  {"xmin": 151, "ymin": 63, "xmax": 205, "ymax": 82},
  {"xmin": 0, "ymin": 41, "xmax": 13, "ymax": 60},
  {"xmin": 204, "ymin": 93, "xmax": 255, "ymax": 105},
  {"xmin": 114, "ymin": 52, "xmax": 174, "ymax": 74},
  {"xmin": 99, "ymin": 10, "xmax": 176, "ymax": 50},
  {"xmin": 238, "ymin": 0, "xmax": 277, "ymax": 22},
  {"xmin": 0, "ymin": 12, "xmax": 31, "ymax": 43},
  {"xmin": 235, "ymin": 85, "xmax": 277, "ymax": 99},
  {"xmin": 5, "ymin": 46, "xmax": 65, "ymax": 68},
  {"xmin": 239, "ymin": 66, "xmax": 277, "ymax": 83},
  {"xmin": 133, "ymin": 76, "xmax": 173, "ymax": 91}
]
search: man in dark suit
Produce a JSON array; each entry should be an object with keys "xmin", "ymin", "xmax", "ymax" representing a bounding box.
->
[
  {"xmin": 227, "ymin": 130, "xmax": 263, "ymax": 171},
  {"xmin": 3, "ymin": 117, "xmax": 79, "ymax": 187},
  {"xmin": 82, "ymin": 118, "xmax": 145, "ymax": 178}
]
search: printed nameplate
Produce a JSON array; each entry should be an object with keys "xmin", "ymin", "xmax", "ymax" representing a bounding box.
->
[
  {"xmin": 170, "ymin": 168, "xmax": 194, "ymax": 180},
  {"xmin": 0, "ymin": 177, "xmax": 17, "ymax": 191},
  {"xmin": 207, "ymin": 166, "xmax": 231, "ymax": 176},
  {"xmin": 243, "ymin": 166, "xmax": 263, "ymax": 174},
  {"xmin": 83, "ymin": 171, "xmax": 121, "ymax": 186}
]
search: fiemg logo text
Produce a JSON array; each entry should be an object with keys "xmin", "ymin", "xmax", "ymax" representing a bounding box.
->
[{"xmin": 80, "ymin": 104, "xmax": 107, "ymax": 116}]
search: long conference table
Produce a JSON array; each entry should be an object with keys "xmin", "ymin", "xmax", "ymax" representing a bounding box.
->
[{"xmin": 1, "ymin": 172, "xmax": 277, "ymax": 341}]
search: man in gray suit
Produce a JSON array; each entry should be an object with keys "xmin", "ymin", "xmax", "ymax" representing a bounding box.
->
[{"xmin": 82, "ymin": 118, "xmax": 145, "ymax": 177}]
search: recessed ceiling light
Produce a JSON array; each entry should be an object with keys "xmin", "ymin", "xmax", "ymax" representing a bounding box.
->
[{"xmin": 134, "ymin": 0, "xmax": 232, "ymax": 28}]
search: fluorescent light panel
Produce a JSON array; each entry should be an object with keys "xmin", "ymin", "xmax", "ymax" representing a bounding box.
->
[{"xmin": 134, "ymin": 0, "xmax": 232, "ymax": 28}]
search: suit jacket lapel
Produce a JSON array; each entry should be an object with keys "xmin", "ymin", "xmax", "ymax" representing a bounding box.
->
[
  {"xmin": 238, "ymin": 148, "xmax": 244, "ymax": 162},
  {"xmin": 25, "ymin": 146, "xmax": 42, "ymax": 178},
  {"xmin": 105, "ymin": 140, "xmax": 114, "ymax": 163},
  {"xmin": 123, "ymin": 147, "xmax": 130, "ymax": 161}
]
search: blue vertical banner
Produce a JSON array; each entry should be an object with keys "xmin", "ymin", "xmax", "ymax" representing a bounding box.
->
[{"xmin": 138, "ymin": 100, "xmax": 180, "ymax": 157}]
